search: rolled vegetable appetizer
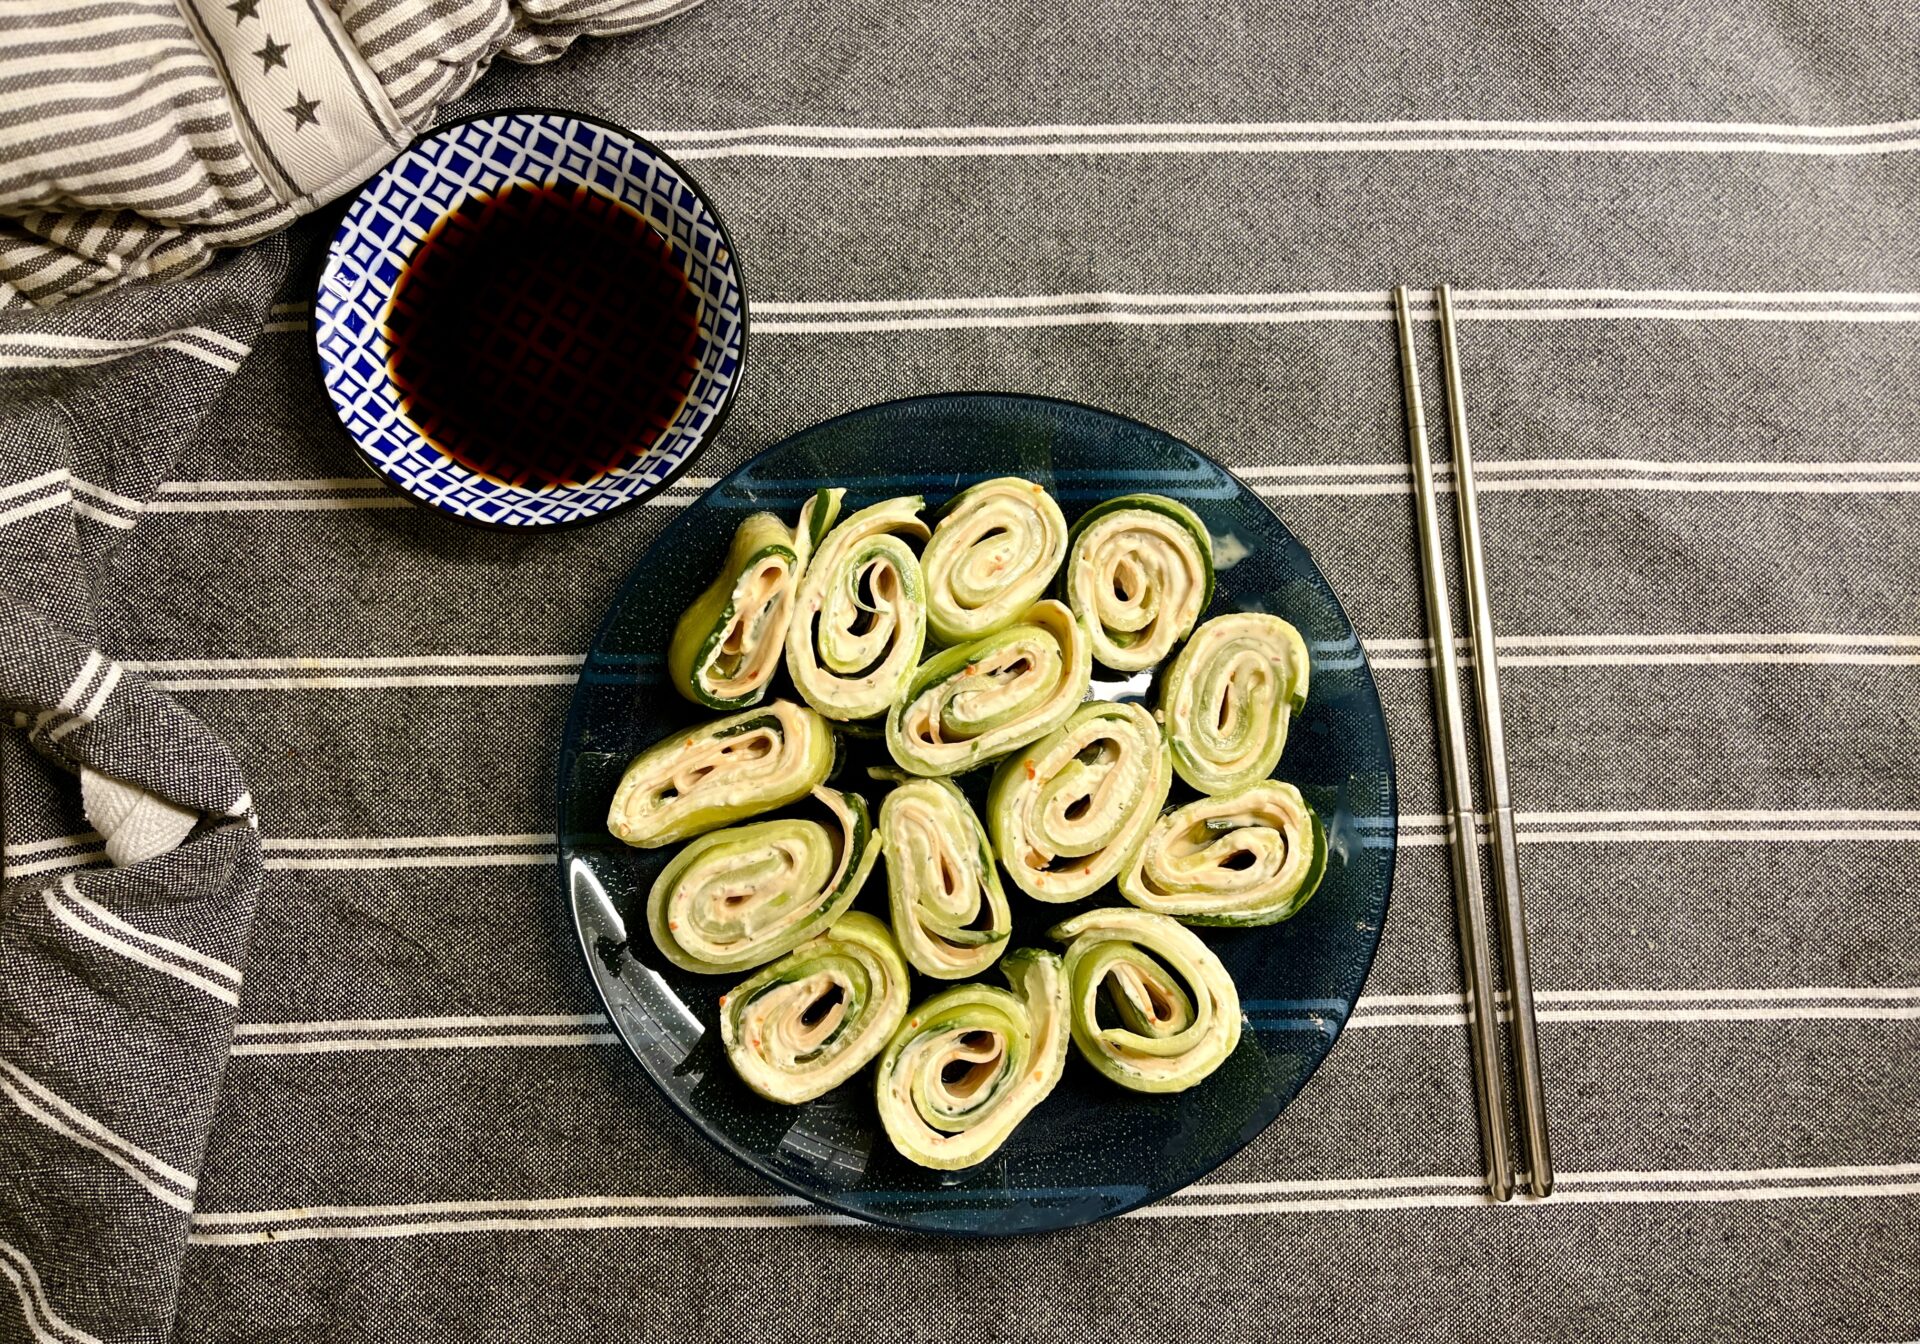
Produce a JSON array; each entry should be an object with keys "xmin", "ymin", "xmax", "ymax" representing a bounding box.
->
[
  {"xmin": 719, "ymin": 912, "xmax": 910, "ymax": 1104},
  {"xmin": 646, "ymin": 785, "xmax": 880, "ymax": 974},
  {"xmin": 986, "ymin": 700, "xmax": 1171, "ymax": 903},
  {"xmin": 1050, "ymin": 907, "xmax": 1241, "ymax": 1093},
  {"xmin": 1064, "ymin": 493, "xmax": 1215, "ymax": 672},
  {"xmin": 920, "ymin": 478, "xmax": 1068, "ymax": 645},
  {"xmin": 874, "ymin": 948, "xmax": 1069, "ymax": 1170},
  {"xmin": 668, "ymin": 489, "xmax": 844, "ymax": 710},
  {"xmin": 1119, "ymin": 781, "xmax": 1326, "ymax": 926},
  {"xmin": 879, "ymin": 778, "xmax": 1011, "ymax": 980},
  {"xmin": 786, "ymin": 496, "xmax": 930, "ymax": 721},
  {"xmin": 1159, "ymin": 612, "xmax": 1310, "ymax": 795},
  {"xmin": 885, "ymin": 599, "xmax": 1091, "ymax": 778},
  {"xmin": 607, "ymin": 700, "xmax": 833, "ymax": 849}
]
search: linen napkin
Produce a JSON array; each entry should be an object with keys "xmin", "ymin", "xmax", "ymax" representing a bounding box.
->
[
  {"xmin": 0, "ymin": 0, "xmax": 702, "ymax": 311},
  {"xmin": 0, "ymin": 3, "xmax": 697, "ymax": 1340}
]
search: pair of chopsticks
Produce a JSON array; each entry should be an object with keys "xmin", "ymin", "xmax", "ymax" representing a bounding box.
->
[{"xmin": 1392, "ymin": 286, "xmax": 1552, "ymax": 1201}]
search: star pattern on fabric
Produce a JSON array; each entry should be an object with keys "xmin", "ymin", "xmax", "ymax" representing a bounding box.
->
[
  {"xmin": 254, "ymin": 35, "xmax": 289, "ymax": 72},
  {"xmin": 226, "ymin": 0, "xmax": 260, "ymax": 22},
  {"xmin": 285, "ymin": 93, "xmax": 321, "ymax": 131}
]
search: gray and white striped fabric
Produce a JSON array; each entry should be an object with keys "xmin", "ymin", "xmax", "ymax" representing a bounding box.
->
[
  {"xmin": 0, "ymin": 0, "xmax": 700, "ymax": 310},
  {"xmin": 4, "ymin": 0, "xmax": 1920, "ymax": 1339}
]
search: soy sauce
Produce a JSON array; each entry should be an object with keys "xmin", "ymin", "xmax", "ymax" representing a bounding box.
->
[{"xmin": 384, "ymin": 182, "xmax": 702, "ymax": 490}]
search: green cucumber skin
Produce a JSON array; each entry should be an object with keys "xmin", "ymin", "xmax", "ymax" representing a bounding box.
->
[
  {"xmin": 803, "ymin": 488, "xmax": 845, "ymax": 553},
  {"xmin": 667, "ymin": 510, "xmax": 798, "ymax": 711},
  {"xmin": 830, "ymin": 792, "xmax": 877, "ymax": 901}
]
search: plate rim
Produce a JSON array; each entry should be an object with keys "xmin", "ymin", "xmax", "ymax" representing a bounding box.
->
[{"xmin": 556, "ymin": 390, "xmax": 1399, "ymax": 1236}]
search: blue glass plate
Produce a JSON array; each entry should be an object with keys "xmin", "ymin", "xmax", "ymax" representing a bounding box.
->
[{"xmin": 558, "ymin": 393, "xmax": 1396, "ymax": 1235}]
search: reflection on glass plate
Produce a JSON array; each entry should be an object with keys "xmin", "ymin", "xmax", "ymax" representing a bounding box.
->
[{"xmin": 558, "ymin": 393, "xmax": 1396, "ymax": 1235}]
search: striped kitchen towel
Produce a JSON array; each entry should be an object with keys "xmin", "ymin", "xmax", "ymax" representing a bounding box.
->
[
  {"xmin": 0, "ymin": 0, "xmax": 703, "ymax": 311},
  {"xmin": 0, "ymin": 231, "xmax": 283, "ymax": 1344}
]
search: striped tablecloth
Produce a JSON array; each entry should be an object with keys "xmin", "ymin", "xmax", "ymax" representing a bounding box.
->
[{"xmin": 3, "ymin": 1, "xmax": 1918, "ymax": 1339}]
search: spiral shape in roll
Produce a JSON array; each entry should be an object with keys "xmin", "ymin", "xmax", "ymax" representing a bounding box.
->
[
  {"xmin": 874, "ymin": 948, "xmax": 1068, "ymax": 1169},
  {"xmin": 719, "ymin": 912, "xmax": 910, "ymax": 1104},
  {"xmin": 1049, "ymin": 907, "xmax": 1241, "ymax": 1093},
  {"xmin": 1119, "ymin": 781, "xmax": 1326, "ymax": 927},
  {"xmin": 885, "ymin": 599, "xmax": 1091, "ymax": 778},
  {"xmin": 646, "ymin": 786, "xmax": 880, "ymax": 974},
  {"xmin": 1064, "ymin": 494, "xmax": 1214, "ymax": 672},
  {"xmin": 1159, "ymin": 612, "xmax": 1310, "ymax": 795},
  {"xmin": 668, "ymin": 489, "xmax": 844, "ymax": 710},
  {"xmin": 920, "ymin": 477, "xmax": 1068, "ymax": 645},
  {"xmin": 879, "ymin": 778, "xmax": 1011, "ymax": 980},
  {"xmin": 986, "ymin": 700, "xmax": 1171, "ymax": 903},
  {"xmin": 786, "ymin": 496, "xmax": 930, "ymax": 721},
  {"xmin": 608, "ymin": 699, "xmax": 833, "ymax": 849}
]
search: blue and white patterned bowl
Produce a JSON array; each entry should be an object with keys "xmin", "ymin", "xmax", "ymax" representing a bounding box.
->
[{"xmin": 314, "ymin": 109, "xmax": 747, "ymax": 527}]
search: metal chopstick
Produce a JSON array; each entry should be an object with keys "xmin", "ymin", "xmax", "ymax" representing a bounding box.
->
[
  {"xmin": 1436, "ymin": 285, "xmax": 1553, "ymax": 1198},
  {"xmin": 1393, "ymin": 285, "xmax": 1514, "ymax": 1202}
]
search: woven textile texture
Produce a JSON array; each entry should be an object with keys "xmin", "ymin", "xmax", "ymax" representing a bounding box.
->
[{"xmin": 1, "ymin": 0, "xmax": 1917, "ymax": 1339}]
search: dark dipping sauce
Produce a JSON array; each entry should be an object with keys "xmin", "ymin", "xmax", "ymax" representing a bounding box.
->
[{"xmin": 384, "ymin": 182, "xmax": 701, "ymax": 490}]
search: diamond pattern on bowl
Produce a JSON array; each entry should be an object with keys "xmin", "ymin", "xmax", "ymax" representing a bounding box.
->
[{"xmin": 315, "ymin": 110, "xmax": 746, "ymax": 527}]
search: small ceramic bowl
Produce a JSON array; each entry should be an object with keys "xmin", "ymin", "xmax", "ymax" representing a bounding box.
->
[{"xmin": 314, "ymin": 109, "xmax": 746, "ymax": 527}]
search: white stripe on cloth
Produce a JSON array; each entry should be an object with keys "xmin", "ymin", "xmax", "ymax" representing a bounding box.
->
[
  {"xmin": 257, "ymin": 831, "xmax": 559, "ymax": 849},
  {"xmin": 1345, "ymin": 1005, "xmax": 1920, "ymax": 1028},
  {"xmin": 55, "ymin": 877, "xmax": 241, "ymax": 984},
  {"xmin": 68, "ymin": 500, "xmax": 140, "ymax": 530},
  {"xmin": 54, "ymin": 653, "xmax": 102, "ymax": 714},
  {"xmin": 654, "ymin": 134, "xmax": 1920, "ymax": 162},
  {"xmin": 0, "ymin": 1057, "xmax": 196, "ymax": 1211},
  {"xmin": 0, "ymin": 470, "xmax": 69, "ymax": 504},
  {"xmin": 47, "ymin": 662, "xmax": 121, "ymax": 743},
  {"xmin": 230, "ymin": 1032, "xmax": 621, "ymax": 1056},
  {"xmin": 642, "ymin": 117, "xmax": 1920, "ymax": 144},
  {"xmin": 67, "ymin": 472, "xmax": 1920, "ymax": 514},
  {"xmin": 181, "ymin": 1160, "xmax": 1920, "ymax": 1242},
  {"xmin": 214, "ymin": 988, "xmax": 1920, "ymax": 1056},
  {"xmin": 0, "ymin": 330, "xmax": 244, "ymax": 373},
  {"xmin": 1, "ymin": 850, "xmax": 108, "ymax": 880},
  {"xmin": 129, "ymin": 631, "xmax": 1920, "ymax": 685},
  {"xmin": 748, "ymin": 286, "xmax": 1920, "ymax": 315},
  {"xmin": 42, "ymin": 881, "xmax": 241, "ymax": 1006},
  {"xmin": 741, "ymin": 287, "xmax": 1920, "ymax": 334},
  {"xmin": 0, "ymin": 493, "xmax": 75, "ymax": 530},
  {"xmin": 66, "ymin": 477, "xmax": 146, "ymax": 513},
  {"xmin": 234, "ymin": 1013, "xmax": 607, "ymax": 1034},
  {"xmin": 0, "ymin": 1239, "xmax": 103, "ymax": 1344},
  {"xmin": 0, "ymin": 833, "xmax": 103, "ymax": 858}
]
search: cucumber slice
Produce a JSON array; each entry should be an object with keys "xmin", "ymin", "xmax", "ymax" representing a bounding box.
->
[
  {"xmin": 785, "ymin": 496, "xmax": 930, "ymax": 721},
  {"xmin": 921, "ymin": 477, "xmax": 1068, "ymax": 645},
  {"xmin": 879, "ymin": 778, "xmax": 1012, "ymax": 980},
  {"xmin": 1159, "ymin": 612, "xmax": 1311, "ymax": 795},
  {"xmin": 719, "ymin": 911, "xmax": 910, "ymax": 1104},
  {"xmin": 646, "ymin": 785, "xmax": 880, "ymax": 975},
  {"xmin": 607, "ymin": 699, "xmax": 834, "ymax": 849},
  {"xmin": 986, "ymin": 700, "xmax": 1171, "ymax": 903},
  {"xmin": 667, "ymin": 489, "xmax": 844, "ymax": 711},
  {"xmin": 1063, "ymin": 493, "xmax": 1215, "ymax": 673},
  {"xmin": 1049, "ymin": 907, "xmax": 1241, "ymax": 1093},
  {"xmin": 885, "ymin": 598, "xmax": 1091, "ymax": 777},
  {"xmin": 873, "ymin": 948, "xmax": 1068, "ymax": 1170},
  {"xmin": 1118, "ymin": 781, "xmax": 1325, "ymax": 927}
]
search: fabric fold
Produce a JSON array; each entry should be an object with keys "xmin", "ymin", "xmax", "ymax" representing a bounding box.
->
[
  {"xmin": 0, "ymin": 242, "xmax": 273, "ymax": 1344},
  {"xmin": 0, "ymin": 0, "xmax": 702, "ymax": 310}
]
